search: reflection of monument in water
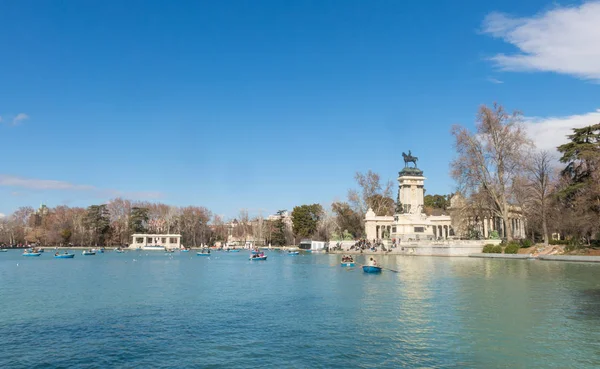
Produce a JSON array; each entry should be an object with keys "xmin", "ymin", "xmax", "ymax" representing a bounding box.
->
[{"xmin": 365, "ymin": 150, "xmax": 453, "ymax": 242}]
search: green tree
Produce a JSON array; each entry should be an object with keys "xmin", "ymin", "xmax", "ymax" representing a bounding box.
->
[
  {"xmin": 60, "ymin": 229, "xmax": 72, "ymax": 245},
  {"xmin": 84, "ymin": 205, "xmax": 111, "ymax": 246},
  {"xmin": 130, "ymin": 207, "xmax": 149, "ymax": 233},
  {"xmin": 557, "ymin": 123, "xmax": 600, "ymax": 242},
  {"xmin": 424, "ymin": 194, "xmax": 450, "ymax": 209},
  {"xmin": 271, "ymin": 210, "xmax": 287, "ymax": 246},
  {"xmin": 331, "ymin": 202, "xmax": 364, "ymax": 239},
  {"xmin": 292, "ymin": 204, "xmax": 323, "ymax": 239}
]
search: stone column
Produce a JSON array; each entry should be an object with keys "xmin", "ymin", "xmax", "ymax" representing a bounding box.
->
[{"xmin": 483, "ymin": 218, "xmax": 488, "ymax": 238}]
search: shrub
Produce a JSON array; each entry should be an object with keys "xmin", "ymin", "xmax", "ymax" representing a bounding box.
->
[
  {"xmin": 489, "ymin": 230, "xmax": 500, "ymax": 239},
  {"xmin": 482, "ymin": 244, "xmax": 495, "ymax": 253},
  {"xmin": 491, "ymin": 245, "xmax": 503, "ymax": 254},
  {"xmin": 549, "ymin": 239, "xmax": 569, "ymax": 245},
  {"xmin": 520, "ymin": 239, "xmax": 532, "ymax": 248},
  {"xmin": 504, "ymin": 242, "xmax": 520, "ymax": 254}
]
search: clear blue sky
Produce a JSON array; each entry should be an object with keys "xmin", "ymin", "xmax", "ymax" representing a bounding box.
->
[{"xmin": 1, "ymin": 0, "xmax": 598, "ymax": 218}]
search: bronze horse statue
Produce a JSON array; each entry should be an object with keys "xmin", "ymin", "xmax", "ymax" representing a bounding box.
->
[{"xmin": 402, "ymin": 151, "xmax": 418, "ymax": 168}]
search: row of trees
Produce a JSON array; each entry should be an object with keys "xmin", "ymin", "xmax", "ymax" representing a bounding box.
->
[
  {"xmin": 0, "ymin": 199, "xmax": 214, "ymax": 247},
  {"xmin": 451, "ymin": 103, "xmax": 600, "ymax": 246}
]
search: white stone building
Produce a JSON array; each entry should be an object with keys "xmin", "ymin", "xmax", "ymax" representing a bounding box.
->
[
  {"xmin": 129, "ymin": 234, "xmax": 182, "ymax": 250},
  {"xmin": 364, "ymin": 164, "xmax": 525, "ymax": 242}
]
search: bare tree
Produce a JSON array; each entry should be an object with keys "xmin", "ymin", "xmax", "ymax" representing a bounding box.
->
[
  {"xmin": 451, "ymin": 103, "xmax": 533, "ymax": 241},
  {"xmin": 348, "ymin": 170, "xmax": 394, "ymax": 216},
  {"xmin": 522, "ymin": 151, "xmax": 555, "ymax": 245}
]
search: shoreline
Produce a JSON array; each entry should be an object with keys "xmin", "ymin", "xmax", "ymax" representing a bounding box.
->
[{"xmin": 5, "ymin": 246, "xmax": 600, "ymax": 263}]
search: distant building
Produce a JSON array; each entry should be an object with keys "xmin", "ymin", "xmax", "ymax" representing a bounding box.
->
[{"xmin": 129, "ymin": 234, "xmax": 182, "ymax": 250}]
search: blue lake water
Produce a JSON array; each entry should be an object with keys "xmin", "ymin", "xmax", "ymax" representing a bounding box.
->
[{"xmin": 1, "ymin": 250, "xmax": 600, "ymax": 368}]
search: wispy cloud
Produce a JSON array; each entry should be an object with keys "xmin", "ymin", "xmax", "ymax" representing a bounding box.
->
[
  {"xmin": 482, "ymin": 1, "xmax": 600, "ymax": 81},
  {"xmin": 0, "ymin": 113, "xmax": 29, "ymax": 126},
  {"xmin": 12, "ymin": 113, "xmax": 29, "ymax": 125},
  {"xmin": 0, "ymin": 175, "xmax": 163, "ymax": 200},
  {"xmin": 487, "ymin": 77, "xmax": 504, "ymax": 84},
  {"xmin": 0, "ymin": 175, "xmax": 95, "ymax": 191},
  {"xmin": 523, "ymin": 109, "xmax": 600, "ymax": 152}
]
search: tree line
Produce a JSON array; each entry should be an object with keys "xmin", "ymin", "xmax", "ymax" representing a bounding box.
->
[
  {"xmin": 451, "ymin": 103, "xmax": 600, "ymax": 247},
  {"xmin": 4, "ymin": 103, "xmax": 595, "ymax": 248}
]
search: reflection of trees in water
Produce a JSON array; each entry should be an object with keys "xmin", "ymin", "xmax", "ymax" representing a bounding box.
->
[{"xmin": 572, "ymin": 289, "xmax": 600, "ymax": 319}]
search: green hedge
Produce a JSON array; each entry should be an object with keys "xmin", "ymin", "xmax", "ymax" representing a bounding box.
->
[
  {"xmin": 482, "ymin": 244, "xmax": 503, "ymax": 253},
  {"xmin": 504, "ymin": 242, "xmax": 520, "ymax": 254},
  {"xmin": 549, "ymin": 239, "xmax": 569, "ymax": 245},
  {"xmin": 520, "ymin": 239, "xmax": 532, "ymax": 248}
]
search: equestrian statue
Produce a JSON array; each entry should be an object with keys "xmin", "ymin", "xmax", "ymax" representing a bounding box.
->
[{"xmin": 402, "ymin": 150, "xmax": 418, "ymax": 168}]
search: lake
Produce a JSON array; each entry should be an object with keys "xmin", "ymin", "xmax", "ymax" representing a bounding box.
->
[{"xmin": 1, "ymin": 250, "xmax": 600, "ymax": 368}]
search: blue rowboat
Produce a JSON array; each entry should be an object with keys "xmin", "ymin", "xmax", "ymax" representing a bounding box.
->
[
  {"xmin": 197, "ymin": 252, "xmax": 211, "ymax": 256},
  {"xmin": 362, "ymin": 265, "xmax": 382, "ymax": 273},
  {"xmin": 54, "ymin": 254, "xmax": 75, "ymax": 259},
  {"xmin": 22, "ymin": 252, "xmax": 42, "ymax": 257},
  {"xmin": 181, "ymin": 249, "xmax": 189, "ymax": 252},
  {"xmin": 288, "ymin": 251, "xmax": 299, "ymax": 255},
  {"xmin": 341, "ymin": 262, "xmax": 355, "ymax": 267},
  {"xmin": 228, "ymin": 249, "xmax": 240, "ymax": 253},
  {"xmin": 82, "ymin": 251, "xmax": 96, "ymax": 256},
  {"xmin": 250, "ymin": 255, "xmax": 267, "ymax": 261}
]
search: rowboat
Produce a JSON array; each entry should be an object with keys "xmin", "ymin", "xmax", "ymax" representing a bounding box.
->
[
  {"xmin": 115, "ymin": 249, "xmax": 125, "ymax": 253},
  {"xmin": 0, "ymin": 249, "xmax": 8, "ymax": 252},
  {"xmin": 362, "ymin": 265, "xmax": 382, "ymax": 273},
  {"xmin": 82, "ymin": 250, "xmax": 96, "ymax": 256},
  {"xmin": 288, "ymin": 251, "xmax": 299, "ymax": 255},
  {"xmin": 22, "ymin": 252, "xmax": 42, "ymax": 257},
  {"xmin": 54, "ymin": 253, "xmax": 75, "ymax": 259},
  {"xmin": 341, "ymin": 255, "xmax": 355, "ymax": 267},
  {"xmin": 181, "ymin": 249, "xmax": 190, "ymax": 252},
  {"xmin": 250, "ymin": 254, "xmax": 267, "ymax": 261},
  {"xmin": 227, "ymin": 249, "xmax": 240, "ymax": 253},
  {"xmin": 197, "ymin": 252, "xmax": 211, "ymax": 256}
]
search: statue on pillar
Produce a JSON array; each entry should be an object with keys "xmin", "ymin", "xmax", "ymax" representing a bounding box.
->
[{"xmin": 402, "ymin": 150, "xmax": 419, "ymax": 168}]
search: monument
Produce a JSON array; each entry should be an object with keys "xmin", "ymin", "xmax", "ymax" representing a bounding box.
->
[{"xmin": 365, "ymin": 150, "xmax": 453, "ymax": 242}]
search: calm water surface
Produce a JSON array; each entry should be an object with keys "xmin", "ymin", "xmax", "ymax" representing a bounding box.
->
[{"xmin": 1, "ymin": 250, "xmax": 600, "ymax": 368}]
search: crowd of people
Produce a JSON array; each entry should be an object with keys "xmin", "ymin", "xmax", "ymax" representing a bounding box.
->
[{"xmin": 350, "ymin": 239, "xmax": 392, "ymax": 252}]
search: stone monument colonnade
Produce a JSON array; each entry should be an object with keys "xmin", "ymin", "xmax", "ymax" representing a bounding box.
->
[{"xmin": 365, "ymin": 151, "xmax": 453, "ymax": 242}]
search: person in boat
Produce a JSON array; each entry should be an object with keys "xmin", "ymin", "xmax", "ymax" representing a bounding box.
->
[
  {"xmin": 55, "ymin": 252, "xmax": 59, "ymax": 256},
  {"xmin": 367, "ymin": 257, "xmax": 377, "ymax": 267}
]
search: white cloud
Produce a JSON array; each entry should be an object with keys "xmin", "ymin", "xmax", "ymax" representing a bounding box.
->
[
  {"xmin": 0, "ymin": 175, "xmax": 163, "ymax": 200},
  {"xmin": 0, "ymin": 175, "xmax": 95, "ymax": 191},
  {"xmin": 523, "ymin": 109, "xmax": 600, "ymax": 152},
  {"xmin": 487, "ymin": 77, "xmax": 504, "ymax": 84},
  {"xmin": 12, "ymin": 113, "xmax": 29, "ymax": 125},
  {"xmin": 482, "ymin": 1, "xmax": 600, "ymax": 81}
]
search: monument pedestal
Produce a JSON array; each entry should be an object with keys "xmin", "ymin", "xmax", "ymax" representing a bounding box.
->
[{"xmin": 391, "ymin": 167, "xmax": 435, "ymax": 241}]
